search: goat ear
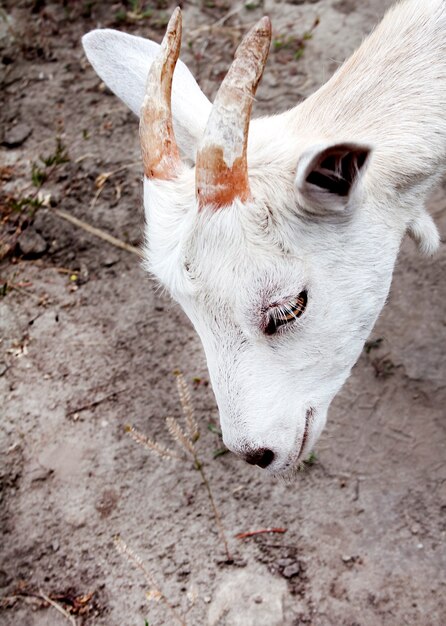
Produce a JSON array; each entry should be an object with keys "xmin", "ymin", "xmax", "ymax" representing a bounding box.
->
[
  {"xmin": 82, "ymin": 29, "xmax": 211, "ymax": 161},
  {"xmin": 295, "ymin": 142, "xmax": 371, "ymax": 217}
]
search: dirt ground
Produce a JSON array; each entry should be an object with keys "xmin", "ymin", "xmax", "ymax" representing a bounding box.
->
[{"xmin": 1, "ymin": 1, "xmax": 445, "ymax": 625}]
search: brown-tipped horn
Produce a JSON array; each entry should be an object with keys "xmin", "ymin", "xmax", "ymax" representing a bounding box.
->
[
  {"xmin": 195, "ymin": 16, "xmax": 271, "ymax": 209},
  {"xmin": 140, "ymin": 7, "xmax": 182, "ymax": 180}
]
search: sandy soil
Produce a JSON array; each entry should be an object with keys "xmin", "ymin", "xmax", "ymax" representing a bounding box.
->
[{"xmin": 1, "ymin": 1, "xmax": 445, "ymax": 625}]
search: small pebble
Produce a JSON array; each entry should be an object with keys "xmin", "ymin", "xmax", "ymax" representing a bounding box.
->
[
  {"xmin": 282, "ymin": 563, "xmax": 301, "ymax": 579},
  {"xmin": 1, "ymin": 122, "xmax": 32, "ymax": 148},
  {"xmin": 102, "ymin": 255, "xmax": 119, "ymax": 267},
  {"xmin": 18, "ymin": 228, "xmax": 47, "ymax": 258}
]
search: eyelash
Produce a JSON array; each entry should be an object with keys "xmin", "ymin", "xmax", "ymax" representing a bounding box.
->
[{"xmin": 264, "ymin": 290, "xmax": 308, "ymax": 336}]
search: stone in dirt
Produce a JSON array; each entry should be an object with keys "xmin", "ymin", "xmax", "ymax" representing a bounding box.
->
[
  {"xmin": 282, "ymin": 562, "xmax": 301, "ymax": 579},
  {"xmin": 1, "ymin": 123, "xmax": 32, "ymax": 148},
  {"xmin": 208, "ymin": 566, "xmax": 288, "ymax": 626},
  {"xmin": 17, "ymin": 227, "xmax": 48, "ymax": 258}
]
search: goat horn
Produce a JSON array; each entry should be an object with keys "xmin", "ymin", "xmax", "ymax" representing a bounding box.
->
[
  {"xmin": 140, "ymin": 7, "xmax": 182, "ymax": 180},
  {"xmin": 195, "ymin": 16, "xmax": 271, "ymax": 209}
]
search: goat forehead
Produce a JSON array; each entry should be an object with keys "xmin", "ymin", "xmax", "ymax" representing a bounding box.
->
[
  {"xmin": 181, "ymin": 233, "xmax": 311, "ymax": 320},
  {"xmin": 186, "ymin": 238, "xmax": 286, "ymax": 303},
  {"xmin": 186, "ymin": 204, "xmax": 279, "ymax": 267}
]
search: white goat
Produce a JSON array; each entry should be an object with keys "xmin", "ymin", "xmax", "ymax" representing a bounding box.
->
[{"xmin": 83, "ymin": 0, "xmax": 445, "ymax": 476}]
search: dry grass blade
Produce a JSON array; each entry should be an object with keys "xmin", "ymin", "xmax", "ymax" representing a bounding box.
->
[
  {"xmin": 90, "ymin": 161, "xmax": 140, "ymax": 208},
  {"xmin": 114, "ymin": 536, "xmax": 187, "ymax": 626},
  {"xmin": 176, "ymin": 373, "xmax": 199, "ymax": 442},
  {"xmin": 188, "ymin": 5, "xmax": 244, "ymax": 38},
  {"xmin": 114, "ymin": 537, "xmax": 158, "ymax": 589},
  {"xmin": 38, "ymin": 590, "xmax": 77, "ymax": 626},
  {"xmin": 126, "ymin": 378, "xmax": 233, "ymax": 562},
  {"xmin": 53, "ymin": 209, "xmax": 142, "ymax": 257},
  {"xmin": 235, "ymin": 527, "xmax": 287, "ymax": 539},
  {"xmin": 8, "ymin": 283, "xmax": 42, "ymax": 301},
  {"xmin": 165, "ymin": 417, "xmax": 195, "ymax": 456},
  {"xmin": 125, "ymin": 424, "xmax": 181, "ymax": 460}
]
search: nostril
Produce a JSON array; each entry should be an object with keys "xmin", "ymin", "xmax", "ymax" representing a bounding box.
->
[{"xmin": 244, "ymin": 448, "xmax": 275, "ymax": 469}]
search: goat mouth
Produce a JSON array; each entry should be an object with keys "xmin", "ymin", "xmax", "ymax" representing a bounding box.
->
[
  {"xmin": 296, "ymin": 407, "xmax": 314, "ymax": 462},
  {"xmin": 272, "ymin": 410, "xmax": 316, "ymax": 480}
]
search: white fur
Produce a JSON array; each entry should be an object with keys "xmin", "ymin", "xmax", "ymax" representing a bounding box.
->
[{"xmin": 83, "ymin": 0, "xmax": 445, "ymax": 476}]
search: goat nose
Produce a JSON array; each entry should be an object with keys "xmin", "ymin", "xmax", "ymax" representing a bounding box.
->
[{"xmin": 244, "ymin": 448, "xmax": 275, "ymax": 469}]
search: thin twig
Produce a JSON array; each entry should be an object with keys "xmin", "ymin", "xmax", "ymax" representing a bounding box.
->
[
  {"xmin": 126, "ymin": 425, "xmax": 181, "ymax": 461},
  {"xmin": 170, "ymin": 376, "xmax": 232, "ymax": 562},
  {"xmin": 176, "ymin": 373, "xmax": 199, "ymax": 441},
  {"xmin": 75, "ymin": 153, "xmax": 96, "ymax": 163},
  {"xmin": 66, "ymin": 388, "xmax": 128, "ymax": 417},
  {"xmin": 53, "ymin": 208, "xmax": 142, "ymax": 257},
  {"xmin": 38, "ymin": 590, "xmax": 77, "ymax": 626},
  {"xmin": 193, "ymin": 454, "xmax": 233, "ymax": 562},
  {"xmin": 188, "ymin": 5, "xmax": 244, "ymax": 37},
  {"xmin": 25, "ymin": 259, "xmax": 79, "ymax": 275},
  {"xmin": 166, "ymin": 417, "xmax": 196, "ymax": 457},
  {"xmin": 8, "ymin": 284, "xmax": 42, "ymax": 301},
  {"xmin": 90, "ymin": 161, "xmax": 140, "ymax": 208},
  {"xmin": 126, "ymin": 375, "xmax": 233, "ymax": 562},
  {"xmin": 0, "ymin": 594, "xmax": 42, "ymax": 608},
  {"xmin": 114, "ymin": 537, "xmax": 187, "ymax": 626},
  {"xmin": 235, "ymin": 528, "xmax": 287, "ymax": 540}
]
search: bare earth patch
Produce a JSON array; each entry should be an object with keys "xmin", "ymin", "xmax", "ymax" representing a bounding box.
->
[{"xmin": 1, "ymin": 1, "xmax": 445, "ymax": 625}]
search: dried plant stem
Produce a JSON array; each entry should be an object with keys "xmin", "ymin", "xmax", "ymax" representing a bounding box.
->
[
  {"xmin": 90, "ymin": 161, "xmax": 140, "ymax": 208},
  {"xmin": 66, "ymin": 388, "xmax": 128, "ymax": 417},
  {"xmin": 114, "ymin": 537, "xmax": 186, "ymax": 626},
  {"xmin": 170, "ymin": 374, "xmax": 233, "ymax": 561},
  {"xmin": 188, "ymin": 5, "xmax": 244, "ymax": 38},
  {"xmin": 8, "ymin": 284, "xmax": 42, "ymax": 300},
  {"xmin": 53, "ymin": 208, "xmax": 142, "ymax": 257},
  {"xmin": 235, "ymin": 527, "xmax": 287, "ymax": 540},
  {"xmin": 126, "ymin": 425, "xmax": 181, "ymax": 460},
  {"xmin": 192, "ymin": 453, "xmax": 233, "ymax": 563},
  {"xmin": 38, "ymin": 590, "xmax": 77, "ymax": 626},
  {"xmin": 176, "ymin": 374, "xmax": 199, "ymax": 441},
  {"xmin": 126, "ymin": 374, "xmax": 233, "ymax": 562},
  {"xmin": 166, "ymin": 417, "xmax": 196, "ymax": 456}
]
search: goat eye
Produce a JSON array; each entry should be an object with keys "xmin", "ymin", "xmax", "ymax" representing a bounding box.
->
[{"xmin": 265, "ymin": 290, "xmax": 308, "ymax": 335}]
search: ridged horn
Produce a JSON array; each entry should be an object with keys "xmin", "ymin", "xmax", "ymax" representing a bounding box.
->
[
  {"xmin": 140, "ymin": 7, "xmax": 182, "ymax": 180},
  {"xmin": 195, "ymin": 16, "xmax": 271, "ymax": 209}
]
